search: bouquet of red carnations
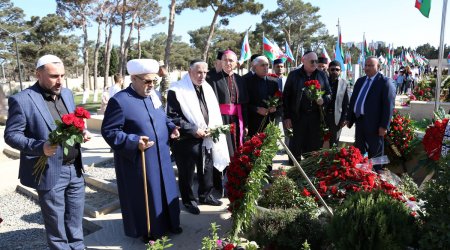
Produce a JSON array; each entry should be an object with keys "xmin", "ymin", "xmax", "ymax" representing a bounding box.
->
[
  {"xmin": 33, "ymin": 107, "xmax": 91, "ymax": 183},
  {"xmin": 303, "ymin": 79, "xmax": 324, "ymax": 101}
]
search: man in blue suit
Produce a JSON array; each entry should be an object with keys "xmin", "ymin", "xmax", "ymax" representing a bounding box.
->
[
  {"xmin": 346, "ymin": 56, "xmax": 396, "ymax": 171},
  {"xmin": 4, "ymin": 54, "xmax": 91, "ymax": 250},
  {"xmin": 101, "ymin": 59, "xmax": 182, "ymax": 242}
]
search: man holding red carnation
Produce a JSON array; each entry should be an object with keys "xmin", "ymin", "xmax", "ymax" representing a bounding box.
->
[
  {"xmin": 245, "ymin": 56, "xmax": 281, "ymax": 137},
  {"xmin": 5, "ymin": 55, "xmax": 91, "ymax": 250},
  {"xmin": 283, "ymin": 51, "xmax": 331, "ymax": 160}
]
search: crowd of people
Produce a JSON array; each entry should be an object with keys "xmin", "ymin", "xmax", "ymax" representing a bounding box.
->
[{"xmin": 4, "ymin": 50, "xmax": 396, "ymax": 248}]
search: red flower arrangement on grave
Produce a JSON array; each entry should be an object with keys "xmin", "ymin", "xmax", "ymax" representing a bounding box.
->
[
  {"xmin": 385, "ymin": 110, "xmax": 417, "ymax": 162},
  {"xmin": 422, "ymin": 118, "xmax": 449, "ymax": 161},
  {"xmin": 300, "ymin": 146, "xmax": 409, "ymax": 204},
  {"xmin": 226, "ymin": 132, "xmax": 267, "ymax": 212},
  {"xmin": 33, "ymin": 107, "xmax": 91, "ymax": 184}
]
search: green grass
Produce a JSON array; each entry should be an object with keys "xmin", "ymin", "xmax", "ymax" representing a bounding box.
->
[
  {"xmin": 411, "ymin": 118, "xmax": 432, "ymax": 132},
  {"xmin": 74, "ymin": 93, "xmax": 102, "ymax": 113}
]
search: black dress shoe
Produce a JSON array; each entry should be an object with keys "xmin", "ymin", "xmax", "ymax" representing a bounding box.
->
[
  {"xmin": 184, "ymin": 202, "xmax": 200, "ymax": 215},
  {"xmin": 170, "ymin": 226, "xmax": 183, "ymax": 234},
  {"xmin": 199, "ymin": 195, "xmax": 223, "ymax": 206}
]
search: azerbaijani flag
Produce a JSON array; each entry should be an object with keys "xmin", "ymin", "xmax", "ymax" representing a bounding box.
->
[
  {"xmin": 263, "ymin": 36, "xmax": 282, "ymax": 61},
  {"xmin": 415, "ymin": 0, "xmax": 431, "ymax": 18},
  {"xmin": 447, "ymin": 51, "xmax": 450, "ymax": 64},
  {"xmin": 284, "ymin": 41, "xmax": 295, "ymax": 62},
  {"xmin": 238, "ymin": 31, "xmax": 251, "ymax": 65}
]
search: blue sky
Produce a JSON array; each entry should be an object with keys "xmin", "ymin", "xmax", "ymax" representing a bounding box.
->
[{"xmin": 11, "ymin": 0, "xmax": 449, "ymax": 49}]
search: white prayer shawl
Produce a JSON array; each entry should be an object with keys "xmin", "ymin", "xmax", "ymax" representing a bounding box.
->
[
  {"xmin": 169, "ymin": 74, "xmax": 230, "ymax": 171},
  {"xmin": 150, "ymin": 89, "xmax": 162, "ymax": 109},
  {"xmin": 334, "ymin": 78, "xmax": 348, "ymax": 125}
]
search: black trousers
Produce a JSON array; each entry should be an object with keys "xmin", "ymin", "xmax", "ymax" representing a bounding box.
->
[
  {"xmin": 354, "ymin": 116, "xmax": 384, "ymax": 171},
  {"xmin": 172, "ymin": 138, "xmax": 214, "ymax": 204},
  {"xmin": 292, "ymin": 111, "xmax": 323, "ymax": 158}
]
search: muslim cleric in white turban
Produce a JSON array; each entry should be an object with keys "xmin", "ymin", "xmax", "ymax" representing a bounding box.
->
[{"xmin": 101, "ymin": 58, "xmax": 182, "ymax": 241}]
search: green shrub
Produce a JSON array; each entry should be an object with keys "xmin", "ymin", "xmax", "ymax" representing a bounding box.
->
[
  {"xmin": 258, "ymin": 175, "xmax": 318, "ymax": 214},
  {"xmin": 418, "ymin": 160, "xmax": 450, "ymax": 249},
  {"xmin": 246, "ymin": 208, "xmax": 327, "ymax": 250},
  {"xmin": 327, "ymin": 190, "xmax": 419, "ymax": 250}
]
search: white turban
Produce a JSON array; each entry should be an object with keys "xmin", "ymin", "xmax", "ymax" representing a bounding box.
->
[
  {"xmin": 127, "ymin": 59, "xmax": 159, "ymax": 76},
  {"xmin": 36, "ymin": 55, "xmax": 63, "ymax": 69}
]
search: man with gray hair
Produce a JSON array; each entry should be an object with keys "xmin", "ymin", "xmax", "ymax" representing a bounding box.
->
[
  {"xmin": 167, "ymin": 59, "xmax": 229, "ymax": 214},
  {"xmin": 283, "ymin": 51, "xmax": 331, "ymax": 161},
  {"xmin": 5, "ymin": 54, "xmax": 91, "ymax": 249},
  {"xmin": 245, "ymin": 55, "xmax": 281, "ymax": 137}
]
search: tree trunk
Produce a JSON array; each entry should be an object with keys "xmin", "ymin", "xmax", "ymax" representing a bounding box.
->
[
  {"xmin": 123, "ymin": 11, "xmax": 138, "ymax": 76},
  {"xmin": 104, "ymin": 21, "xmax": 113, "ymax": 88},
  {"xmin": 82, "ymin": 18, "xmax": 89, "ymax": 91},
  {"xmin": 202, "ymin": 10, "xmax": 219, "ymax": 61},
  {"xmin": 137, "ymin": 17, "xmax": 142, "ymax": 59},
  {"xmin": 164, "ymin": 0, "xmax": 176, "ymax": 69},
  {"xmin": 93, "ymin": 21, "xmax": 102, "ymax": 95},
  {"xmin": 118, "ymin": 0, "xmax": 127, "ymax": 76}
]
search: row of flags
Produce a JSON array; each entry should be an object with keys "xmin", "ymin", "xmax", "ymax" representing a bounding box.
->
[
  {"xmin": 238, "ymin": 30, "xmax": 296, "ymax": 65},
  {"xmin": 238, "ymin": 1, "xmax": 441, "ymax": 69}
]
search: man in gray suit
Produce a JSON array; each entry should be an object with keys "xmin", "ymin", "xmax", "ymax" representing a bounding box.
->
[{"xmin": 4, "ymin": 55, "xmax": 90, "ymax": 250}]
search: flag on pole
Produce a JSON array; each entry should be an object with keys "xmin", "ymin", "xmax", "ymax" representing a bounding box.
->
[
  {"xmin": 263, "ymin": 36, "xmax": 283, "ymax": 61},
  {"xmin": 272, "ymin": 41, "xmax": 286, "ymax": 61},
  {"xmin": 321, "ymin": 46, "xmax": 331, "ymax": 63},
  {"xmin": 447, "ymin": 51, "xmax": 450, "ymax": 64},
  {"xmin": 415, "ymin": 0, "xmax": 431, "ymax": 18},
  {"xmin": 284, "ymin": 41, "xmax": 295, "ymax": 62},
  {"xmin": 363, "ymin": 33, "xmax": 369, "ymax": 57},
  {"xmin": 238, "ymin": 30, "xmax": 251, "ymax": 65},
  {"xmin": 335, "ymin": 20, "xmax": 346, "ymax": 79}
]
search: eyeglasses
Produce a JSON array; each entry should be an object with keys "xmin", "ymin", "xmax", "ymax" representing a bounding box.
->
[
  {"xmin": 135, "ymin": 75, "xmax": 158, "ymax": 85},
  {"xmin": 330, "ymin": 68, "xmax": 341, "ymax": 72},
  {"xmin": 310, "ymin": 60, "xmax": 318, "ymax": 64}
]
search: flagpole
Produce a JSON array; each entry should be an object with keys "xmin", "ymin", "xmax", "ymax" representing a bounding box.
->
[{"xmin": 435, "ymin": 0, "xmax": 448, "ymax": 112}]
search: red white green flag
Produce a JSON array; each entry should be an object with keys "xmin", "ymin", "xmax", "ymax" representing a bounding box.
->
[
  {"xmin": 263, "ymin": 36, "xmax": 283, "ymax": 61},
  {"xmin": 415, "ymin": 0, "xmax": 431, "ymax": 18},
  {"xmin": 238, "ymin": 31, "xmax": 251, "ymax": 65}
]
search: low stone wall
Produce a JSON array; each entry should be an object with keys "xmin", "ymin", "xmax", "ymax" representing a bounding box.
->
[{"xmin": 396, "ymin": 101, "xmax": 450, "ymax": 120}]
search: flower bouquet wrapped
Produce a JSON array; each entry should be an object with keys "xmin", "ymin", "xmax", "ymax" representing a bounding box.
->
[{"xmin": 33, "ymin": 107, "xmax": 91, "ymax": 184}]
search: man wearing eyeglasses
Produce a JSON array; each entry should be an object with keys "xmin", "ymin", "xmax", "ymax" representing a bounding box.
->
[
  {"xmin": 325, "ymin": 60, "xmax": 349, "ymax": 147},
  {"xmin": 101, "ymin": 59, "xmax": 182, "ymax": 242},
  {"xmin": 283, "ymin": 51, "xmax": 331, "ymax": 161}
]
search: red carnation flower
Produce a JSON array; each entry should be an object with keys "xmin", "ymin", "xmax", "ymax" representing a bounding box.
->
[
  {"xmin": 274, "ymin": 90, "xmax": 283, "ymax": 98},
  {"xmin": 61, "ymin": 113, "xmax": 75, "ymax": 126}
]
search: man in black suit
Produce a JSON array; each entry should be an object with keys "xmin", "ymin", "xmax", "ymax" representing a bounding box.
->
[
  {"xmin": 245, "ymin": 56, "xmax": 281, "ymax": 137},
  {"xmin": 346, "ymin": 56, "xmax": 396, "ymax": 171},
  {"xmin": 283, "ymin": 51, "xmax": 331, "ymax": 159}
]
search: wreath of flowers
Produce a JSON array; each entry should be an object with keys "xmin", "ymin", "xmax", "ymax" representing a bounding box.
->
[
  {"xmin": 226, "ymin": 123, "xmax": 280, "ymax": 240},
  {"xmin": 385, "ymin": 110, "xmax": 417, "ymax": 163},
  {"xmin": 412, "ymin": 80, "xmax": 434, "ymax": 101},
  {"xmin": 422, "ymin": 118, "xmax": 449, "ymax": 161}
]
